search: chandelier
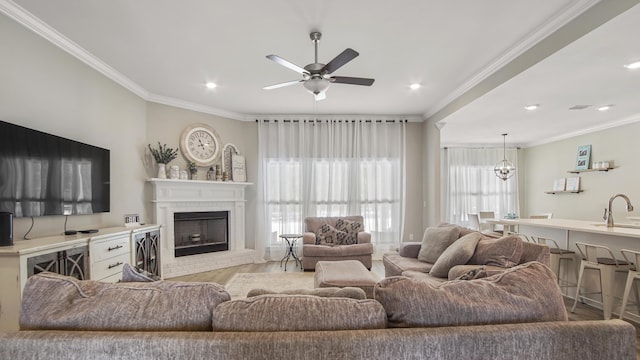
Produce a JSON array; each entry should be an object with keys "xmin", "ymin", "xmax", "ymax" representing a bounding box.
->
[{"xmin": 494, "ymin": 133, "xmax": 516, "ymax": 181}]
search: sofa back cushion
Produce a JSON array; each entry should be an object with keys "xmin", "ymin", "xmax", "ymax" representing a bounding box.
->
[
  {"xmin": 212, "ymin": 295, "xmax": 386, "ymax": 331},
  {"xmin": 246, "ymin": 287, "xmax": 367, "ymax": 299},
  {"xmin": 20, "ymin": 272, "xmax": 230, "ymax": 331},
  {"xmin": 417, "ymin": 226, "xmax": 461, "ymax": 263},
  {"xmin": 468, "ymin": 235, "xmax": 523, "ymax": 267},
  {"xmin": 520, "ymin": 241, "xmax": 551, "ymax": 266},
  {"xmin": 374, "ymin": 261, "xmax": 567, "ymax": 328}
]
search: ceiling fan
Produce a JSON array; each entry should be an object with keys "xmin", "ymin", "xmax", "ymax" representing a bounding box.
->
[{"xmin": 263, "ymin": 31, "xmax": 375, "ymax": 101}]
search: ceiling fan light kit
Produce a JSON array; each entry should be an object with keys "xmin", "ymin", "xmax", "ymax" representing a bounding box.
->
[{"xmin": 264, "ymin": 31, "xmax": 374, "ymax": 101}]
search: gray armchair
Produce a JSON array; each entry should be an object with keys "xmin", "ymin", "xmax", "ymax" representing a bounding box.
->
[{"xmin": 302, "ymin": 216, "xmax": 373, "ymax": 271}]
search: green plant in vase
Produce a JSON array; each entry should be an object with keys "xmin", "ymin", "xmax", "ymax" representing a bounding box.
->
[
  {"xmin": 148, "ymin": 142, "xmax": 178, "ymax": 179},
  {"xmin": 187, "ymin": 161, "xmax": 198, "ymax": 180}
]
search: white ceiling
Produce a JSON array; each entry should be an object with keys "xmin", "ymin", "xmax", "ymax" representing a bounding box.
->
[{"xmin": 2, "ymin": 0, "xmax": 639, "ymax": 147}]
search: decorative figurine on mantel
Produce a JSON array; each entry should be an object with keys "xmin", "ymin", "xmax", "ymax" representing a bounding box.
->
[
  {"xmin": 148, "ymin": 142, "xmax": 178, "ymax": 179},
  {"xmin": 207, "ymin": 166, "xmax": 215, "ymax": 181}
]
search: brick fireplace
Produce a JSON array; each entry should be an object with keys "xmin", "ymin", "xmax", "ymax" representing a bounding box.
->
[{"xmin": 148, "ymin": 179, "xmax": 254, "ymax": 278}]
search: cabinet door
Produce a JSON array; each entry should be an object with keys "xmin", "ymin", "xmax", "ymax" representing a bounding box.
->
[
  {"xmin": 26, "ymin": 246, "xmax": 89, "ymax": 280},
  {"xmin": 63, "ymin": 246, "xmax": 89, "ymax": 280},
  {"xmin": 27, "ymin": 251, "xmax": 61, "ymax": 277},
  {"xmin": 134, "ymin": 230, "xmax": 161, "ymax": 277}
]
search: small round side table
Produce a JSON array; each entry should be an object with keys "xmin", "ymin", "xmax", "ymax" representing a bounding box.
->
[{"xmin": 279, "ymin": 234, "xmax": 303, "ymax": 271}]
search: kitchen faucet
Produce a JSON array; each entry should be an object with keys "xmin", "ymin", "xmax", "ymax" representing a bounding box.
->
[{"xmin": 603, "ymin": 194, "xmax": 634, "ymax": 227}]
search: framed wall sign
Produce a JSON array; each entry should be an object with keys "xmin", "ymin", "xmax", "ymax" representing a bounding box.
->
[{"xmin": 576, "ymin": 145, "xmax": 591, "ymax": 170}]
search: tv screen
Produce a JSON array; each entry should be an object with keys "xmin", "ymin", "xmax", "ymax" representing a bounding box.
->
[{"xmin": 0, "ymin": 120, "xmax": 110, "ymax": 218}]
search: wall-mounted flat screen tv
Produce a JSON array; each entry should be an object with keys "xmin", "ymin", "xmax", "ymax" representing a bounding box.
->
[{"xmin": 0, "ymin": 120, "xmax": 110, "ymax": 218}]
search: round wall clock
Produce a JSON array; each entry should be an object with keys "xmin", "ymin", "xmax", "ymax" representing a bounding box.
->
[{"xmin": 179, "ymin": 123, "xmax": 222, "ymax": 167}]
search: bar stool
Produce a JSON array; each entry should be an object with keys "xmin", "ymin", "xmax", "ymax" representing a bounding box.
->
[
  {"xmin": 534, "ymin": 236, "xmax": 577, "ymax": 289},
  {"xmin": 619, "ymin": 249, "xmax": 640, "ymax": 321},
  {"xmin": 571, "ymin": 242, "xmax": 631, "ymax": 320}
]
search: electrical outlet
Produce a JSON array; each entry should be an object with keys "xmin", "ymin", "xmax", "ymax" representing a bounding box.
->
[{"xmin": 409, "ymin": 233, "xmax": 414, "ymax": 241}]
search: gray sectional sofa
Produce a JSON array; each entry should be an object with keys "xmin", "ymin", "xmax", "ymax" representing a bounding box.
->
[
  {"xmin": 383, "ymin": 224, "xmax": 550, "ymax": 280},
  {"xmin": 0, "ymin": 262, "xmax": 636, "ymax": 360}
]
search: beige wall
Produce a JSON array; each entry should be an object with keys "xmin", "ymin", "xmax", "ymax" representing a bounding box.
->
[
  {"xmin": 523, "ymin": 121, "xmax": 640, "ymax": 222},
  {"xmin": 0, "ymin": 13, "xmax": 148, "ymax": 239}
]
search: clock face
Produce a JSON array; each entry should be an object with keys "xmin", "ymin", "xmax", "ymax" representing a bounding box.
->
[{"xmin": 180, "ymin": 124, "xmax": 221, "ymax": 166}]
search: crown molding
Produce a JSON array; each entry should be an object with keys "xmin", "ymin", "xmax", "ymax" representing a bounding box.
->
[
  {"xmin": 524, "ymin": 112, "xmax": 640, "ymax": 148},
  {"xmin": 424, "ymin": 0, "xmax": 601, "ymax": 119},
  {"xmin": 146, "ymin": 94, "xmax": 247, "ymax": 121}
]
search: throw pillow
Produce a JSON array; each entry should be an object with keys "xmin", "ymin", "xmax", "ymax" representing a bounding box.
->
[
  {"xmin": 315, "ymin": 223, "xmax": 356, "ymax": 246},
  {"xmin": 121, "ymin": 263, "xmax": 160, "ymax": 282},
  {"xmin": 20, "ymin": 272, "xmax": 230, "ymax": 331},
  {"xmin": 315, "ymin": 223, "xmax": 343, "ymax": 246},
  {"xmin": 429, "ymin": 232, "xmax": 482, "ymax": 278},
  {"xmin": 374, "ymin": 261, "xmax": 568, "ymax": 328},
  {"xmin": 417, "ymin": 226, "xmax": 461, "ymax": 263},
  {"xmin": 335, "ymin": 218, "xmax": 363, "ymax": 234},
  {"xmin": 468, "ymin": 235, "xmax": 523, "ymax": 267},
  {"xmin": 212, "ymin": 295, "xmax": 386, "ymax": 331}
]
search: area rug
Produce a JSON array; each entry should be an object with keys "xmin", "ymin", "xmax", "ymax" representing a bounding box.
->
[{"xmin": 225, "ymin": 272, "xmax": 315, "ymax": 299}]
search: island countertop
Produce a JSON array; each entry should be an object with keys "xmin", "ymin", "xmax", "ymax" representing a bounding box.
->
[{"xmin": 487, "ymin": 218, "xmax": 640, "ymax": 239}]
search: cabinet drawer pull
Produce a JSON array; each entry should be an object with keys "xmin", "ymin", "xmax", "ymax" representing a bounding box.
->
[
  {"xmin": 108, "ymin": 245, "xmax": 124, "ymax": 251},
  {"xmin": 108, "ymin": 262, "xmax": 124, "ymax": 269}
]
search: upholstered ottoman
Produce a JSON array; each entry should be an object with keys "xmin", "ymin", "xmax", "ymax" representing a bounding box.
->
[{"xmin": 314, "ymin": 260, "xmax": 379, "ymax": 298}]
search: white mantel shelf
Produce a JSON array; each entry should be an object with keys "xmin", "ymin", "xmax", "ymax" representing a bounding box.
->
[{"xmin": 147, "ymin": 178, "xmax": 255, "ymax": 278}]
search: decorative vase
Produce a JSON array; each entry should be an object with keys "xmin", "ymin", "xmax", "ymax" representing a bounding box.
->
[
  {"xmin": 169, "ymin": 165, "xmax": 180, "ymax": 179},
  {"xmin": 157, "ymin": 163, "xmax": 167, "ymax": 179}
]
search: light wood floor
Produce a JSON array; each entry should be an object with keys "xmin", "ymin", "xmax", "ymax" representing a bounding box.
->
[{"xmin": 169, "ymin": 260, "xmax": 640, "ymax": 358}]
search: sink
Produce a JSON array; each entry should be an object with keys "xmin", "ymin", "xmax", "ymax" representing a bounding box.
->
[{"xmin": 592, "ymin": 223, "xmax": 640, "ymax": 229}]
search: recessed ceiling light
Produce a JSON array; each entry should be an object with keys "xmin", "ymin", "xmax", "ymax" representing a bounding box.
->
[
  {"xmin": 524, "ymin": 104, "xmax": 539, "ymax": 111},
  {"xmin": 624, "ymin": 61, "xmax": 640, "ymax": 70},
  {"xmin": 409, "ymin": 83, "xmax": 421, "ymax": 90},
  {"xmin": 597, "ymin": 105, "xmax": 613, "ymax": 111},
  {"xmin": 205, "ymin": 82, "xmax": 217, "ymax": 89}
]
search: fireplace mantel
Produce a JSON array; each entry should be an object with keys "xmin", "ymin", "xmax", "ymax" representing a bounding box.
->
[{"xmin": 148, "ymin": 178, "xmax": 255, "ymax": 277}]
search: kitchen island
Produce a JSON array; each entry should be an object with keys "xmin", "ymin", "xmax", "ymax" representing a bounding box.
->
[{"xmin": 488, "ymin": 217, "xmax": 640, "ymax": 322}]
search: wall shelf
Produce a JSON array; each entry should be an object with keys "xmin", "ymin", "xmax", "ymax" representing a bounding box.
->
[
  {"xmin": 568, "ymin": 167, "xmax": 616, "ymax": 174},
  {"xmin": 545, "ymin": 190, "xmax": 584, "ymax": 194}
]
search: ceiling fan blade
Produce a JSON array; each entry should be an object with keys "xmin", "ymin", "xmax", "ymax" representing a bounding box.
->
[
  {"xmin": 263, "ymin": 79, "xmax": 303, "ymax": 90},
  {"xmin": 314, "ymin": 91, "xmax": 327, "ymax": 101},
  {"xmin": 321, "ymin": 48, "xmax": 359, "ymax": 75},
  {"xmin": 330, "ymin": 76, "xmax": 375, "ymax": 86},
  {"xmin": 266, "ymin": 55, "xmax": 308, "ymax": 75}
]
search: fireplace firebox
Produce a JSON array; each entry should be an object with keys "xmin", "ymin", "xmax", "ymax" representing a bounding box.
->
[{"xmin": 173, "ymin": 211, "xmax": 229, "ymax": 257}]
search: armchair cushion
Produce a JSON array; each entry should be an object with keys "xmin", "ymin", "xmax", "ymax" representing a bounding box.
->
[{"xmin": 417, "ymin": 226, "xmax": 461, "ymax": 263}]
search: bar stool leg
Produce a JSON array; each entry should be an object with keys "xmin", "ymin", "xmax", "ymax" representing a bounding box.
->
[
  {"xmin": 550, "ymin": 254, "xmax": 560, "ymax": 283},
  {"xmin": 619, "ymin": 272, "xmax": 635, "ymax": 320},
  {"xmin": 571, "ymin": 261, "xmax": 586, "ymax": 313},
  {"xmin": 600, "ymin": 266, "xmax": 616, "ymax": 320}
]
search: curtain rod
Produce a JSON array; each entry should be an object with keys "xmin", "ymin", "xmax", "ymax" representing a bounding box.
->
[{"xmin": 255, "ymin": 119, "xmax": 407, "ymax": 123}]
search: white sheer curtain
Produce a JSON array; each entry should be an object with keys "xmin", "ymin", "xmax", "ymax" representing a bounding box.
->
[
  {"xmin": 256, "ymin": 117, "xmax": 406, "ymax": 260},
  {"xmin": 441, "ymin": 147, "xmax": 520, "ymax": 228}
]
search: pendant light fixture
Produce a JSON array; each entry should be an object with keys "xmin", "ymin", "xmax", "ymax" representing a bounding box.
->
[{"xmin": 494, "ymin": 133, "xmax": 516, "ymax": 181}]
